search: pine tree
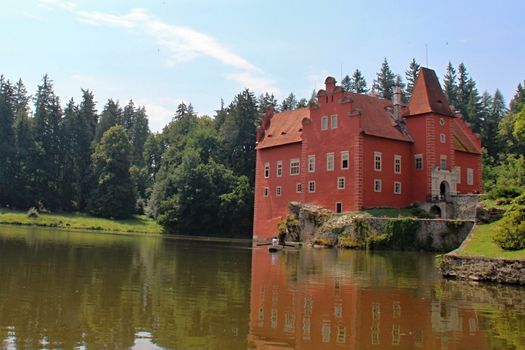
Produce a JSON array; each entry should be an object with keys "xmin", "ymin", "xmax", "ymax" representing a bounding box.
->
[
  {"xmin": 0, "ymin": 78, "xmax": 17, "ymax": 206},
  {"xmin": 296, "ymin": 98, "xmax": 308, "ymax": 108},
  {"xmin": 373, "ymin": 58, "xmax": 396, "ymax": 100},
  {"xmin": 510, "ymin": 82, "xmax": 525, "ymax": 113},
  {"xmin": 257, "ymin": 92, "xmax": 278, "ymax": 121},
  {"xmin": 404, "ymin": 58, "xmax": 420, "ymax": 100},
  {"xmin": 12, "ymin": 108, "xmax": 36, "ymax": 208},
  {"xmin": 341, "ymin": 75, "xmax": 351, "ymax": 92},
  {"xmin": 33, "ymin": 75, "xmax": 63, "ymax": 209},
  {"xmin": 350, "ymin": 69, "xmax": 368, "ymax": 93},
  {"xmin": 466, "ymin": 80, "xmax": 482, "ymax": 132},
  {"xmin": 96, "ymin": 99, "xmax": 121, "ymax": 141},
  {"xmin": 443, "ymin": 62, "xmax": 458, "ymax": 108},
  {"xmin": 483, "ymin": 89, "xmax": 506, "ymax": 157},
  {"xmin": 61, "ymin": 99, "xmax": 79, "ymax": 210},
  {"xmin": 456, "ymin": 63, "xmax": 471, "ymax": 117},
  {"xmin": 220, "ymin": 89, "xmax": 258, "ymax": 181},
  {"xmin": 308, "ymin": 89, "xmax": 318, "ymax": 106},
  {"xmin": 395, "ymin": 75, "xmax": 407, "ymax": 103},
  {"xmin": 120, "ymin": 100, "xmax": 135, "ymax": 130},
  {"xmin": 280, "ymin": 92, "xmax": 297, "ymax": 111}
]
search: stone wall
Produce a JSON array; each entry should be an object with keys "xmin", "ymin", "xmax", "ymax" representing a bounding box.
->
[
  {"xmin": 441, "ymin": 254, "xmax": 525, "ymax": 285},
  {"xmin": 449, "ymin": 194, "xmax": 479, "ymax": 220},
  {"xmin": 285, "ymin": 202, "xmax": 473, "ymax": 252}
]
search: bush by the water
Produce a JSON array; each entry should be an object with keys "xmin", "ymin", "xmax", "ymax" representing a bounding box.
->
[
  {"xmin": 488, "ymin": 185, "xmax": 524, "ymax": 200},
  {"xmin": 27, "ymin": 207, "xmax": 39, "ymax": 218},
  {"xmin": 493, "ymin": 194, "xmax": 525, "ymax": 250}
]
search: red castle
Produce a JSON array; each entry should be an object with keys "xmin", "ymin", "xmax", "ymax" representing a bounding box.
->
[{"xmin": 253, "ymin": 68, "xmax": 482, "ymax": 241}]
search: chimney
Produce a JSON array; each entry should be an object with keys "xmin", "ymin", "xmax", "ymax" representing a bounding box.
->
[
  {"xmin": 324, "ymin": 77, "xmax": 336, "ymax": 92},
  {"xmin": 393, "ymin": 86, "xmax": 402, "ymax": 121}
]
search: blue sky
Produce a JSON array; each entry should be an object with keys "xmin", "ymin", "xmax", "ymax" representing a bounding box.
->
[{"xmin": 1, "ymin": 0, "xmax": 524, "ymax": 131}]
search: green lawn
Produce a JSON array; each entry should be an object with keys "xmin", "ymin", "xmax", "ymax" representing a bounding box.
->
[
  {"xmin": 457, "ymin": 219, "xmax": 525, "ymax": 259},
  {"xmin": 0, "ymin": 210, "xmax": 163, "ymax": 234}
]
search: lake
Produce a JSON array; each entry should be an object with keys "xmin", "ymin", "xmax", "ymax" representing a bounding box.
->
[{"xmin": 0, "ymin": 225, "xmax": 524, "ymax": 349}]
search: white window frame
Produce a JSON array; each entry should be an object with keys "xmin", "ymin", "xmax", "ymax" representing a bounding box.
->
[
  {"xmin": 264, "ymin": 162, "xmax": 270, "ymax": 178},
  {"xmin": 440, "ymin": 133, "xmax": 446, "ymax": 143},
  {"xmin": 264, "ymin": 187, "xmax": 269, "ymax": 197},
  {"xmin": 374, "ymin": 179, "xmax": 382, "ymax": 192},
  {"xmin": 456, "ymin": 166, "xmax": 462, "ymax": 184},
  {"xmin": 440, "ymin": 155, "xmax": 447, "ymax": 170},
  {"xmin": 276, "ymin": 186, "xmax": 282, "ymax": 197},
  {"xmin": 415, "ymin": 154, "xmax": 423, "ymax": 170},
  {"xmin": 337, "ymin": 177, "xmax": 345, "ymax": 190},
  {"xmin": 467, "ymin": 168, "xmax": 474, "ymax": 185},
  {"xmin": 308, "ymin": 155, "xmax": 316, "ymax": 173},
  {"xmin": 276, "ymin": 160, "xmax": 282, "ymax": 177},
  {"xmin": 330, "ymin": 114, "xmax": 338, "ymax": 129},
  {"xmin": 308, "ymin": 181, "xmax": 316, "ymax": 193},
  {"xmin": 394, "ymin": 155, "xmax": 401, "ymax": 174},
  {"xmin": 341, "ymin": 151, "xmax": 349, "ymax": 170},
  {"xmin": 296, "ymin": 183, "xmax": 303, "ymax": 193},
  {"xmin": 326, "ymin": 152, "xmax": 335, "ymax": 171},
  {"xmin": 394, "ymin": 181, "xmax": 401, "ymax": 194},
  {"xmin": 321, "ymin": 116, "xmax": 328, "ymax": 130},
  {"xmin": 290, "ymin": 158, "xmax": 300, "ymax": 175},
  {"xmin": 374, "ymin": 152, "xmax": 382, "ymax": 172}
]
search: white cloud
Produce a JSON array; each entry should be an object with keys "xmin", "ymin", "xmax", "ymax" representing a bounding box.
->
[
  {"xmin": 225, "ymin": 72, "xmax": 281, "ymax": 95},
  {"xmin": 41, "ymin": 0, "xmax": 262, "ymax": 72},
  {"xmin": 135, "ymin": 99, "xmax": 175, "ymax": 133}
]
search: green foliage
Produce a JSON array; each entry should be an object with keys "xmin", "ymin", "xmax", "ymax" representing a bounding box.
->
[
  {"xmin": 367, "ymin": 218, "xmax": 420, "ymax": 250},
  {"xmin": 373, "ymin": 58, "xmax": 396, "ymax": 100},
  {"xmin": 350, "ymin": 69, "xmax": 368, "ymax": 94},
  {"xmin": 484, "ymin": 154, "xmax": 525, "ymax": 196},
  {"xmin": 493, "ymin": 194, "xmax": 525, "ymax": 250},
  {"xmin": 88, "ymin": 126, "xmax": 136, "ymax": 219},
  {"xmin": 404, "ymin": 58, "xmax": 420, "ymax": 99}
]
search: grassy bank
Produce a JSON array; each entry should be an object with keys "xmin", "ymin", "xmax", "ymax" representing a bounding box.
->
[
  {"xmin": 0, "ymin": 210, "xmax": 163, "ymax": 234},
  {"xmin": 456, "ymin": 219, "xmax": 525, "ymax": 259}
]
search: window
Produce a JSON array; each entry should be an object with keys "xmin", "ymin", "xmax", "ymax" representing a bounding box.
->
[
  {"xmin": 264, "ymin": 187, "xmax": 269, "ymax": 197},
  {"xmin": 341, "ymin": 151, "xmax": 349, "ymax": 169},
  {"xmin": 394, "ymin": 181, "xmax": 401, "ymax": 194},
  {"xmin": 296, "ymin": 183, "xmax": 303, "ymax": 193},
  {"xmin": 439, "ymin": 117, "xmax": 446, "ymax": 126},
  {"xmin": 326, "ymin": 153, "xmax": 334, "ymax": 171},
  {"xmin": 337, "ymin": 177, "xmax": 345, "ymax": 190},
  {"xmin": 276, "ymin": 186, "xmax": 282, "ymax": 196},
  {"xmin": 308, "ymin": 155, "xmax": 316, "ymax": 172},
  {"xmin": 276, "ymin": 160, "xmax": 282, "ymax": 177},
  {"xmin": 374, "ymin": 152, "xmax": 382, "ymax": 171},
  {"xmin": 336, "ymin": 202, "xmax": 343, "ymax": 213},
  {"xmin": 308, "ymin": 181, "xmax": 316, "ymax": 193},
  {"xmin": 440, "ymin": 155, "xmax": 447, "ymax": 170},
  {"xmin": 456, "ymin": 166, "xmax": 462, "ymax": 184},
  {"xmin": 467, "ymin": 168, "xmax": 474, "ymax": 185},
  {"xmin": 336, "ymin": 325, "xmax": 346, "ymax": 344},
  {"xmin": 264, "ymin": 162, "xmax": 270, "ymax": 178},
  {"xmin": 331, "ymin": 114, "xmax": 338, "ymax": 129},
  {"xmin": 290, "ymin": 158, "xmax": 300, "ymax": 175},
  {"xmin": 374, "ymin": 179, "xmax": 382, "ymax": 192},
  {"xmin": 392, "ymin": 324, "xmax": 400, "ymax": 345},
  {"xmin": 440, "ymin": 133, "xmax": 446, "ymax": 143},
  {"xmin": 415, "ymin": 154, "xmax": 423, "ymax": 170},
  {"xmin": 394, "ymin": 155, "xmax": 401, "ymax": 174},
  {"xmin": 321, "ymin": 116, "xmax": 328, "ymax": 130}
]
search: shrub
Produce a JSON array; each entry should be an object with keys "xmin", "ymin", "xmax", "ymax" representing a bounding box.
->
[
  {"xmin": 488, "ymin": 185, "xmax": 524, "ymax": 200},
  {"xmin": 493, "ymin": 194, "xmax": 525, "ymax": 250},
  {"xmin": 410, "ymin": 207, "xmax": 433, "ymax": 218},
  {"xmin": 27, "ymin": 207, "xmax": 39, "ymax": 218}
]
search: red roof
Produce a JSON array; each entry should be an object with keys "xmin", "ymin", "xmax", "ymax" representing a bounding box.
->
[
  {"xmin": 408, "ymin": 67, "xmax": 455, "ymax": 117},
  {"xmin": 452, "ymin": 118, "xmax": 482, "ymax": 154},
  {"xmin": 348, "ymin": 93, "xmax": 411, "ymax": 142},
  {"xmin": 256, "ymin": 108, "xmax": 308, "ymax": 149}
]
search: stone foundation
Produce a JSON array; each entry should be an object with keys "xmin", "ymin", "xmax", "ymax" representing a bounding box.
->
[{"xmin": 441, "ymin": 254, "xmax": 525, "ymax": 285}]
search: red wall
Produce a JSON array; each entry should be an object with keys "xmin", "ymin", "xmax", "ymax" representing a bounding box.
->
[
  {"xmin": 253, "ymin": 142, "xmax": 302, "ymax": 241},
  {"xmin": 362, "ymin": 135, "xmax": 413, "ymax": 208},
  {"xmin": 455, "ymin": 151, "xmax": 482, "ymax": 194}
]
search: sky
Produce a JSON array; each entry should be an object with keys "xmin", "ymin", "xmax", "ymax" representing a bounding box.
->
[{"xmin": 1, "ymin": 0, "xmax": 524, "ymax": 132}]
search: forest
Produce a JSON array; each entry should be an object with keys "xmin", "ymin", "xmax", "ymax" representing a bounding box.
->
[{"xmin": 0, "ymin": 58, "xmax": 524, "ymax": 237}]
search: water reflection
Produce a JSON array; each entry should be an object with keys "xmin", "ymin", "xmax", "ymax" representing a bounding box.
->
[
  {"xmin": 0, "ymin": 226, "xmax": 524, "ymax": 349},
  {"xmin": 0, "ymin": 225, "xmax": 252, "ymax": 349},
  {"xmin": 248, "ymin": 247, "xmax": 525, "ymax": 349}
]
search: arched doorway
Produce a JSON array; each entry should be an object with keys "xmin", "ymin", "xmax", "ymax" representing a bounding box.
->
[
  {"xmin": 430, "ymin": 205, "xmax": 442, "ymax": 218},
  {"xmin": 440, "ymin": 181, "xmax": 450, "ymax": 201}
]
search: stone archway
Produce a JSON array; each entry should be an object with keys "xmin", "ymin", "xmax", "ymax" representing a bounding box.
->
[
  {"xmin": 430, "ymin": 205, "xmax": 442, "ymax": 218},
  {"xmin": 440, "ymin": 181, "xmax": 450, "ymax": 201}
]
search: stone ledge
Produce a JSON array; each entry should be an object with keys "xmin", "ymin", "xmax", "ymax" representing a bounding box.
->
[{"xmin": 441, "ymin": 253, "xmax": 525, "ymax": 285}]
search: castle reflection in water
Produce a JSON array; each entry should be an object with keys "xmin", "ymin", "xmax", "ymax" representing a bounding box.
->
[{"xmin": 248, "ymin": 247, "xmax": 486, "ymax": 350}]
